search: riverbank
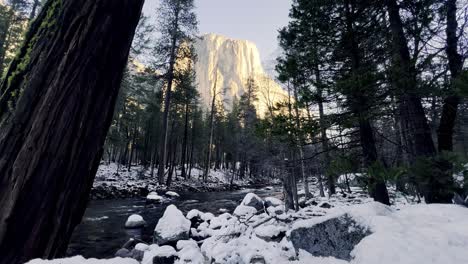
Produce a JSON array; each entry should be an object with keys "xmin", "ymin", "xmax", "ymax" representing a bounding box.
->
[
  {"xmin": 28, "ymin": 184, "xmax": 468, "ymax": 264},
  {"xmin": 91, "ymin": 163, "xmax": 277, "ymax": 199}
]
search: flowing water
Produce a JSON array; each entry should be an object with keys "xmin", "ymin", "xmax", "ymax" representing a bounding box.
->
[{"xmin": 67, "ymin": 186, "xmax": 282, "ymax": 258}]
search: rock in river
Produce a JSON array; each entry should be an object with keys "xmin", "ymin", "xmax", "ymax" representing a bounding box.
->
[
  {"xmin": 154, "ymin": 205, "xmax": 191, "ymax": 245},
  {"xmin": 125, "ymin": 214, "xmax": 146, "ymax": 229}
]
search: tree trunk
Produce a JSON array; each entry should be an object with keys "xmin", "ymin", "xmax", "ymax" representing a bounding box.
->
[
  {"xmin": 157, "ymin": 12, "xmax": 180, "ymax": 185},
  {"xmin": 385, "ymin": 0, "xmax": 436, "ymax": 158},
  {"xmin": 0, "ymin": 0, "xmax": 143, "ymax": 263},
  {"xmin": 203, "ymin": 72, "xmax": 218, "ymax": 181},
  {"xmin": 181, "ymin": 101, "xmax": 189, "ymax": 179},
  {"xmin": 437, "ymin": 0, "xmax": 463, "ymax": 153},
  {"xmin": 292, "ymin": 83, "xmax": 310, "ymax": 198},
  {"xmin": 385, "ymin": 0, "xmax": 454, "ymax": 203}
]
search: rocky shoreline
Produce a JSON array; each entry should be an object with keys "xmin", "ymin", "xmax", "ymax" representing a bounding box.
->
[{"xmin": 90, "ymin": 163, "xmax": 275, "ymax": 200}]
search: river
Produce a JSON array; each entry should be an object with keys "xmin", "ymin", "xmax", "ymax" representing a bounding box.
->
[{"xmin": 67, "ymin": 186, "xmax": 283, "ymax": 258}]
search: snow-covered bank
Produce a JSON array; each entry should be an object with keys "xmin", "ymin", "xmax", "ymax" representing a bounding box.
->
[
  {"xmin": 91, "ymin": 163, "xmax": 274, "ymax": 199},
  {"xmin": 28, "ymin": 186, "xmax": 468, "ymax": 264}
]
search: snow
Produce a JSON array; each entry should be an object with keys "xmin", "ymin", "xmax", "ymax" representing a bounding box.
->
[
  {"xmin": 165, "ymin": 191, "xmax": 180, "ymax": 198},
  {"xmin": 154, "ymin": 205, "xmax": 191, "ymax": 244},
  {"xmin": 186, "ymin": 209, "xmax": 203, "ymax": 220},
  {"xmin": 290, "ymin": 202, "xmax": 468, "ymax": 264},
  {"xmin": 264, "ymin": 197, "xmax": 283, "ymax": 207},
  {"xmin": 241, "ymin": 192, "xmax": 263, "ymax": 208},
  {"xmin": 176, "ymin": 240, "xmax": 205, "ymax": 264},
  {"xmin": 255, "ymin": 224, "xmax": 285, "ymax": 238},
  {"xmin": 141, "ymin": 245, "xmax": 176, "ymax": 264},
  {"xmin": 124, "ymin": 214, "xmax": 145, "ymax": 228},
  {"xmin": 134, "ymin": 243, "xmax": 149, "ymax": 251},
  {"xmin": 233, "ymin": 205, "xmax": 257, "ymax": 217},
  {"xmin": 146, "ymin": 192, "xmax": 163, "ymax": 202},
  {"xmin": 26, "ymin": 256, "xmax": 139, "ymax": 264}
]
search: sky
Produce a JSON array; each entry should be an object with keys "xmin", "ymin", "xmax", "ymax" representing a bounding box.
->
[{"xmin": 143, "ymin": 0, "xmax": 292, "ymax": 60}]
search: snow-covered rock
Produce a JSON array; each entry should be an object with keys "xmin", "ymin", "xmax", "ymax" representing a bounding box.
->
[
  {"xmin": 264, "ymin": 197, "xmax": 282, "ymax": 208},
  {"xmin": 176, "ymin": 240, "xmax": 205, "ymax": 264},
  {"xmin": 165, "ymin": 191, "xmax": 180, "ymax": 198},
  {"xmin": 147, "ymin": 192, "xmax": 163, "ymax": 203},
  {"xmin": 154, "ymin": 205, "xmax": 191, "ymax": 245},
  {"xmin": 240, "ymin": 193, "xmax": 264, "ymax": 211},
  {"xmin": 266, "ymin": 205, "xmax": 284, "ymax": 216},
  {"xmin": 142, "ymin": 245, "xmax": 176, "ymax": 264},
  {"xmin": 125, "ymin": 214, "xmax": 146, "ymax": 228},
  {"xmin": 26, "ymin": 256, "xmax": 139, "ymax": 264},
  {"xmin": 290, "ymin": 211, "xmax": 371, "ymax": 260},
  {"xmin": 255, "ymin": 225, "xmax": 286, "ymax": 241},
  {"xmin": 233, "ymin": 205, "xmax": 257, "ymax": 218},
  {"xmin": 135, "ymin": 243, "xmax": 149, "ymax": 251},
  {"xmin": 201, "ymin": 212, "xmax": 215, "ymax": 222}
]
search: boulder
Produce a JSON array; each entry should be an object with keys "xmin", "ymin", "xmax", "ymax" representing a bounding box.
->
[
  {"xmin": 233, "ymin": 205, "xmax": 257, "ymax": 218},
  {"xmin": 152, "ymin": 246, "xmax": 177, "ymax": 264},
  {"xmin": 135, "ymin": 243, "xmax": 150, "ymax": 251},
  {"xmin": 115, "ymin": 248, "xmax": 131, "ymax": 258},
  {"xmin": 177, "ymin": 240, "xmax": 205, "ymax": 264},
  {"xmin": 125, "ymin": 214, "xmax": 146, "ymax": 228},
  {"xmin": 255, "ymin": 225, "xmax": 286, "ymax": 241},
  {"xmin": 318, "ymin": 202, "xmax": 332, "ymax": 209},
  {"xmin": 241, "ymin": 193, "xmax": 264, "ymax": 211},
  {"xmin": 264, "ymin": 197, "xmax": 282, "ymax": 208},
  {"xmin": 147, "ymin": 192, "xmax": 164, "ymax": 204},
  {"xmin": 154, "ymin": 205, "xmax": 191, "ymax": 245},
  {"xmin": 186, "ymin": 209, "xmax": 204, "ymax": 229},
  {"xmin": 266, "ymin": 205, "xmax": 284, "ymax": 216},
  {"xmin": 290, "ymin": 213, "xmax": 370, "ymax": 260},
  {"xmin": 130, "ymin": 249, "xmax": 145, "ymax": 261},
  {"xmin": 165, "ymin": 191, "xmax": 180, "ymax": 198}
]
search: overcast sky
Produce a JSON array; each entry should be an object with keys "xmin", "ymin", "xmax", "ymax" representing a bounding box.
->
[{"xmin": 143, "ymin": 0, "xmax": 292, "ymax": 60}]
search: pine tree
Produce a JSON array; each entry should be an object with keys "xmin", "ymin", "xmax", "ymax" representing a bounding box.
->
[{"xmin": 154, "ymin": 0, "xmax": 198, "ymax": 185}]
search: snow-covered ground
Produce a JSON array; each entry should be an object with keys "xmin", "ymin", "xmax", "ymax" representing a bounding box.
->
[
  {"xmin": 27, "ymin": 184, "xmax": 468, "ymax": 264},
  {"xmin": 91, "ymin": 163, "xmax": 272, "ymax": 199}
]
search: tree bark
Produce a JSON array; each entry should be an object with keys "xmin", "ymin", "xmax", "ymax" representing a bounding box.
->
[
  {"xmin": 292, "ymin": 82, "xmax": 310, "ymax": 198},
  {"xmin": 181, "ymin": 101, "xmax": 189, "ymax": 179},
  {"xmin": 157, "ymin": 9, "xmax": 180, "ymax": 185},
  {"xmin": 203, "ymin": 72, "xmax": 218, "ymax": 182},
  {"xmin": 385, "ymin": 0, "xmax": 436, "ymax": 158},
  {"xmin": 0, "ymin": 0, "xmax": 143, "ymax": 263},
  {"xmin": 437, "ymin": 0, "xmax": 463, "ymax": 153}
]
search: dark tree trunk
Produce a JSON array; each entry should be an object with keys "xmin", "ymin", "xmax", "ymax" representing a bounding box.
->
[
  {"xmin": 181, "ymin": 101, "xmax": 189, "ymax": 179},
  {"xmin": 437, "ymin": 0, "xmax": 463, "ymax": 153},
  {"xmin": 0, "ymin": 0, "xmax": 143, "ymax": 263},
  {"xmin": 385, "ymin": 0, "xmax": 436, "ymax": 158},
  {"xmin": 385, "ymin": 0, "xmax": 455, "ymax": 203},
  {"xmin": 204, "ymin": 74, "xmax": 217, "ymax": 181},
  {"xmin": 157, "ymin": 15, "xmax": 179, "ymax": 185}
]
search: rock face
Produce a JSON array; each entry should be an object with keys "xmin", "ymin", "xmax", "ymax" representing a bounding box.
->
[
  {"xmin": 289, "ymin": 214, "xmax": 370, "ymax": 261},
  {"xmin": 154, "ymin": 205, "xmax": 191, "ymax": 245},
  {"xmin": 193, "ymin": 34, "xmax": 288, "ymax": 116}
]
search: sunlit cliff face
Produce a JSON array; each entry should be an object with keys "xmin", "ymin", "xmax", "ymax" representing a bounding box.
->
[{"xmin": 192, "ymin": 33, "xmax": 288, "ymax": 117}]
